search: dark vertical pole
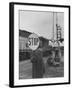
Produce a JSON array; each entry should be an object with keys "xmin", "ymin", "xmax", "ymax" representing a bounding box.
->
[
  {"xmin": 53, "ymin": 12, "xmax": 54, "ymax": 42},
  {"xmin": 56, "ymin": 13, "xmax": 61, "ymax": 58}
]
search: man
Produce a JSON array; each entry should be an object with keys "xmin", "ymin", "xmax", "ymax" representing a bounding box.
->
[{"xmin": 31, "ymin": 50, "xmax": 45, "ymax": 78}]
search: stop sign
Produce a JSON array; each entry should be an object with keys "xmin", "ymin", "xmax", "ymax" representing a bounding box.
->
[{"xmin": 28, "ymin": 33, "xmax": 40, "ymax": 50}]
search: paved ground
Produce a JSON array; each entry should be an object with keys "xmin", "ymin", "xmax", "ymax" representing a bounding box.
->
[{"xmin": 19, "ymin": 56, "xmax": 64, "ymax": 79}]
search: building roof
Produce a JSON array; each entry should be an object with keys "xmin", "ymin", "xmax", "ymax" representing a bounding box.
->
[
  {"xmin": 19, "ymin": 29, "xmax": 32, "ymax": 38},
  {"xmin": 39, "ymin": 36, "xmax": 49, "ymax": 41},
  {"xmin": 19, "ymin": 30, "xmax": 49, "ymax": 41}
]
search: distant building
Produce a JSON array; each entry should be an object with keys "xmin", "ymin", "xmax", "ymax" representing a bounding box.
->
[
  {"xmin": 39, "ymin": 37, "xmax": 49, "ymax": 49},
  {"xmin": 19, "ymin": 30, "xmax": 32, "ymax": 50}
]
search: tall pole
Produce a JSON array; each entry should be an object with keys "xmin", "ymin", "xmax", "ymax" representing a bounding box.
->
[
  {"xmin": 56, "ymin": 13, "xmax": 59, "ymax": 46},
  {"xmin": 53, "ymin": 12, "xmax": 54, "ymax": 42},
  {"xmin": 56, "ymin": 13, "xmax": 61, "ymax": 58},
  {"xmin": 52, "ymin": 12, "xmax": 55, "ymax": 59}
]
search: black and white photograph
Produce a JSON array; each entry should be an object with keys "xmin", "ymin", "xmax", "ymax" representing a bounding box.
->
[
  {"xmin": 19, "ymin": 11, "xmax": 64, "ymax": 79},
  {"xmin": 9, "ymin": 2, "xmax": 70, "ymax": 87}
]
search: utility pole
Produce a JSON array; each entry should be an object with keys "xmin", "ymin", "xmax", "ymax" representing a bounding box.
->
[
  {"xmin": 52, "ymin": 12, "xmax": 54, "ymax": 42},
  {"xmin": 52, "ymin": 12, "xmax": 56, "ymax": 47},
  {"xmin": 56, "ymin": 13, "xmax": 61, "ymax": 58}
]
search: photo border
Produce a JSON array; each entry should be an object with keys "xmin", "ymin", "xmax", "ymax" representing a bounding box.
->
[{"xmin": 9, "ymin": 2, "xmax": 70, "ymax": 88}]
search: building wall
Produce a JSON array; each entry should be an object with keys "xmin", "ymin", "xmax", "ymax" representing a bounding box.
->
[
  {"xmin": 19, "ymin": 36, "xmax": 30, "ymax": 50},
  {"xmin": 39, "ymin": 38, "xmax": 49, "ymax": 49}
]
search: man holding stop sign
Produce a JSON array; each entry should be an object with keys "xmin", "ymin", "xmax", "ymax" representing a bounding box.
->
[{"xmin": 28, "ymin": 33, "xmax": 45, "ymax": 78}]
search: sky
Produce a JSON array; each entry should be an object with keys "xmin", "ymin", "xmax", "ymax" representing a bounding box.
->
[{"xmin": 19, "ymin": 10, "xmax": 64, "ymax": 39}]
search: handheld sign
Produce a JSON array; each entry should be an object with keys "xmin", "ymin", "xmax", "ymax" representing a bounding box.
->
[{"xmin": 28, "ymin": 33, "xmax": 40, "ymax": 50}]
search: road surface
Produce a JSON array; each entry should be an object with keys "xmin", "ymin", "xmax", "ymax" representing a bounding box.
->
[{"xmin": 19, "ymin": 56, "xmax": 64, "ymax": 79}]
